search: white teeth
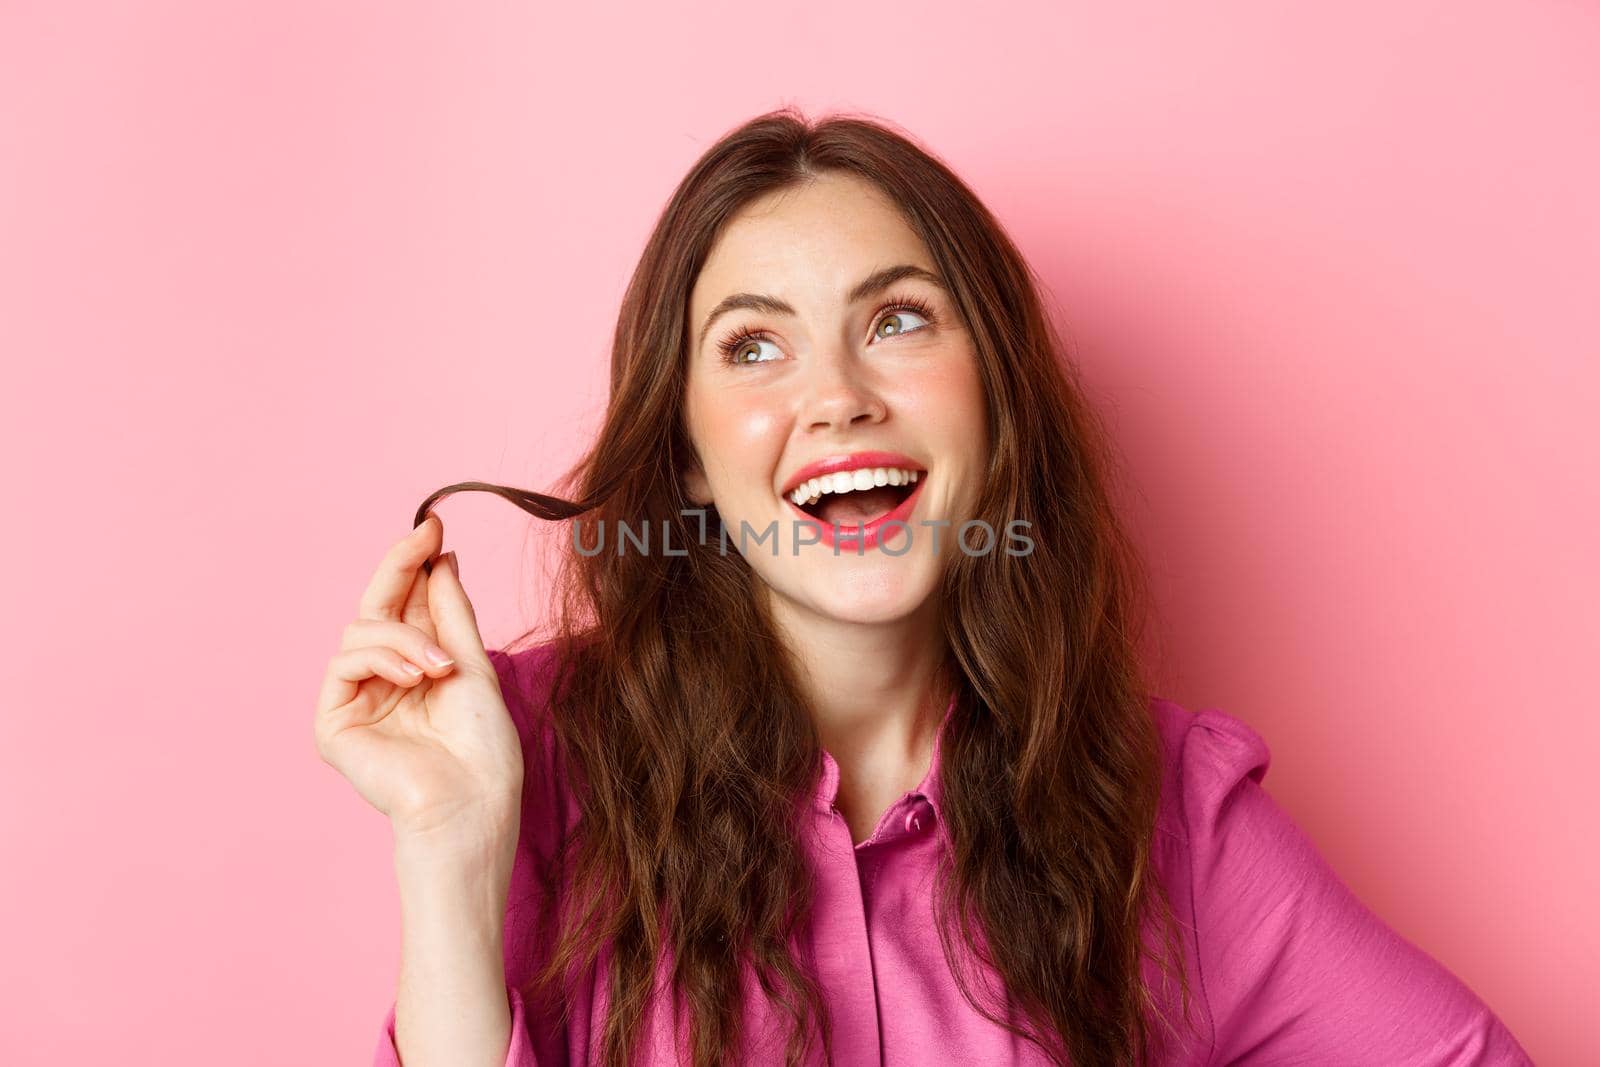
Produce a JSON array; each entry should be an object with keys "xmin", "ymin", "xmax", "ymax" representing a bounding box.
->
[{"xmin": 786, "ymin": 466, "xmax": 925, "ymax": 508}]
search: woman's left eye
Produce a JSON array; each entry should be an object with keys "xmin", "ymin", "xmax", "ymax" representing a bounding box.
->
[{"xmin": 872, "ymin": 306, "xmax": 932, "ymax": 341}]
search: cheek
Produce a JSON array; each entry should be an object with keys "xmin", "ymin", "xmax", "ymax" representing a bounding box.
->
[
  {"xmin": 898, "ymin": 357, "xmax": 987, "ymax": 440},
  {"xmin": 688, "ymin": 388, "xmax": 786, "ymax": 485},
  {"xmin": 711, "ymin": 405, "xmax": 783, "ymax": 459}
]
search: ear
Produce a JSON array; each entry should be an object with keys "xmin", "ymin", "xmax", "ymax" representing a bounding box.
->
[{"xmin": 682, "ymin": 461, "xmax": 713, "ymax": 507}]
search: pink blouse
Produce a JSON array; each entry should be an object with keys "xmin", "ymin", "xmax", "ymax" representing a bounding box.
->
[{"xmin": 372, "ymin": 642, "xmax": 1531, "ymax": 1065}]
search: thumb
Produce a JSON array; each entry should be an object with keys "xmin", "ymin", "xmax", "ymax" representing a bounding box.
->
[{"xmin": 427, "ymin": 551, "xmax": 491, "ymax": 671}]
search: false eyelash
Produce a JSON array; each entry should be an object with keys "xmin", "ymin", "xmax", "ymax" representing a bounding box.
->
[{"xmin": 715, "ymin": 293, "xmax": 939, "ymax": 365}]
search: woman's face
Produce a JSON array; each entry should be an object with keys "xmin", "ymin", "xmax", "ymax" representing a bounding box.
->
[{"xmin": 683, "ymin": 171, "xmax": 989, "ymax": 626}]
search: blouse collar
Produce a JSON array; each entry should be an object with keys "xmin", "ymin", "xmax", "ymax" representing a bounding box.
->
[{"xmin": 814, "ymin": 688, "xmax": 958, "ymax": 819}]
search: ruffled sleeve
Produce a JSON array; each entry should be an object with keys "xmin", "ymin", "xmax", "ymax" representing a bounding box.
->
[
  {"xmin": 371, "ymin": 642, "xmax": 577, "ymax": 1067},
  {"xmin": 1179, "ymin": 706, "xmax": 1532, "ymax": 1065}
]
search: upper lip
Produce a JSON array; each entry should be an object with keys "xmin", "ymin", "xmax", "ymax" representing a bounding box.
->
[{"xmin": 779, "ymin": 451, "xmax": 927, "ymax": 498}]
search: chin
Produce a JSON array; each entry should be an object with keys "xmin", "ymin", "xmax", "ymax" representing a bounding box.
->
[
  {"xmin": 781, "ymin": 558, "xmax": 939, "ymax": 626},
  {"xmin": 816, "ymin": 600, "xmax": 927, "ymax": 626}
]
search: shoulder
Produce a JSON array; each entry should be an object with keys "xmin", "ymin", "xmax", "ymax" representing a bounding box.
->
[
  {"xmin": 1145, "ymin": 694, "xmax": 1353, "ymax": 937},
  {"xmin": 1141, "ymin": 699, "xmax": 1535, "ymax": 1062},
  {"xmin": 1147, "ymin": 694, "xmax": 1272, "ymax": 845}
]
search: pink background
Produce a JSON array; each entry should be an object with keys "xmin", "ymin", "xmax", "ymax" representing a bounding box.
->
[{"xmin": 3, "ymin": 2, "xmax": 1594, "ymax": 1063}]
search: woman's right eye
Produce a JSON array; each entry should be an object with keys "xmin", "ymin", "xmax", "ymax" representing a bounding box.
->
[{"xmin": 722, "ymin": 333, "xmax": 782, "ymax": 365}]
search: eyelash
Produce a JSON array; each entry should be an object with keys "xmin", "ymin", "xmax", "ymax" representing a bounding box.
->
[{"xmin": 715, "ymin": 294, "xmax": 938, "ymax": 365}]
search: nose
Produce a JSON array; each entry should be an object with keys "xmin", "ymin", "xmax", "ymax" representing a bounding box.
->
[{"xmin": 801, "ymin": 353, "xmax": 887, "ymax": 433}]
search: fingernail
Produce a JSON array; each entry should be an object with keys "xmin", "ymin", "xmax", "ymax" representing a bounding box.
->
[
  {"xmin": 424, "ymin": 644, "xmax": 454, "ymax": 667},
  {"xmin": 445, "ymin": 551, "xmax": 460, "ymax": 578}
]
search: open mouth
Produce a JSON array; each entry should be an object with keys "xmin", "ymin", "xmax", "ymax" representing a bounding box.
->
[{"xmin": 786, "ymin": 466, "xmax": 923, "ymax": 527}]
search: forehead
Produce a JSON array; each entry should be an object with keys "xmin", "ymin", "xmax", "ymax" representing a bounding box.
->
[{"xmin": 689, "ymin": 173, "xmax": 934, "ymax": 313}]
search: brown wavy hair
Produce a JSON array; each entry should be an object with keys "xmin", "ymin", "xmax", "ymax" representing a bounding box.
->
[{"xmin": 413, "ymin": 107, "xmax": 1195, "ymax": 1067}]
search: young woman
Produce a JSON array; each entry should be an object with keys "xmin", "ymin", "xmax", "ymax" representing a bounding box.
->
[{"xmin": 314, "ymin": 109, "xmax": 1531, "ymax": 1067}]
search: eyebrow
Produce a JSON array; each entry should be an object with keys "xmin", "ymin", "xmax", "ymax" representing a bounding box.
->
[{"xmin": 695, "ymin": 263, "xmax": 947, "ymax": 351}]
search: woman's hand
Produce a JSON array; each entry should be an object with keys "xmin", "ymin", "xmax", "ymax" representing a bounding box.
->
[{"xmin": 314, "ymin": 514, "xmax": 524, "ymax": 842}]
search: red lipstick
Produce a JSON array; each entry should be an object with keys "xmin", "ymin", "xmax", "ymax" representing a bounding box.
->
[
  {"xmin": 780, "ymin": 451, "xmax": 928, "ymax": 552},
  {"xmin": 779, "ymin": 451, "xmax": 926, "ymax": 497}
]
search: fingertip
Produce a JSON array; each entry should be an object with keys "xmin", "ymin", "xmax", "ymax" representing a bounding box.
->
[{"xmin": 423, "ymin": 550, "xmax": 455, "ymax": 584}]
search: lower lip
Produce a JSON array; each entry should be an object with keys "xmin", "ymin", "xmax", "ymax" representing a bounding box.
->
[{"xmin": 783, "ymin": 477, "xmax": 927, "ymax": 552}]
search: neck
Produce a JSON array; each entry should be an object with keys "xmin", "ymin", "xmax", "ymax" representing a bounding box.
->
[{"xmin": 763, "ymin": 588, "xmax": 949, "ymax": 805}]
